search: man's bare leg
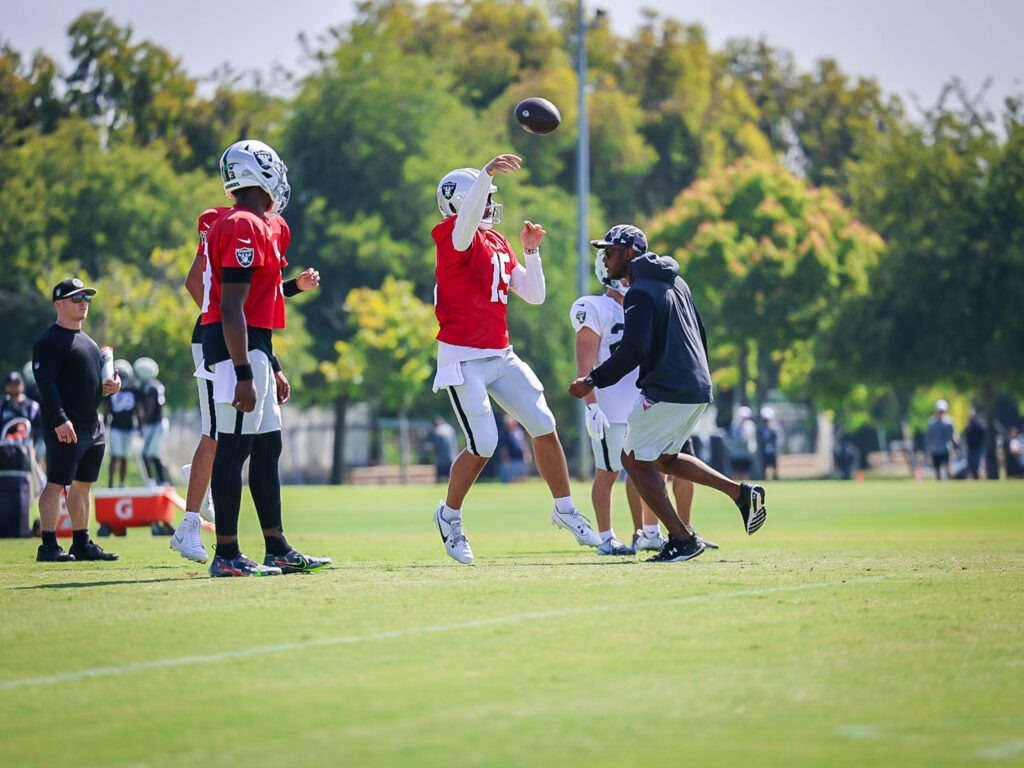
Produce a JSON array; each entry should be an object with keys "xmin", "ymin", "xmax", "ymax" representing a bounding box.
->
[
  {"xmin": 591, "ymin": 468, "xmax": 618, "ymax": 533},
  {"xmin": 532, "ymin": 431, "xmax": 571, "ymax": 498},
  {"xmin": 185, "ymin": 434, "xmax": 216, "ymax": 513},
  {"xmin": 621, "ymin": 452, "xmax": 690, "ymax": 540},
  {"xmin": 445, "ymin": 449, "xmax": 489, "ymax": 509}
]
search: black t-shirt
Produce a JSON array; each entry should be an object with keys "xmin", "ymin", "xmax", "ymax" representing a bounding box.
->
[
  {"xmin": 32, "ymin": 324, "xmax": 104, "ymax": 430},
  {"xmin": 137, "ymin": 380, "xmax": 165, "ymax": 424},
  {"xmin": 108, "ymin": 387, "xmax": 138, "ymax": 431}
]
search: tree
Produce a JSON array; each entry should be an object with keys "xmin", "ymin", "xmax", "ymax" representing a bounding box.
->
[
  {"xmin": 320, "ymin": 277, "xmax": 436, "ymax": 481},
  {"xmin": 648, "ymin": 158, "xmax": 884, "ymax": 409}
]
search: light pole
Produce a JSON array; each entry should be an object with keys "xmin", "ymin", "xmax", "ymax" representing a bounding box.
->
[{"xmin": 575, "ymin": 1, "xmax": 603, "ymax": 478}]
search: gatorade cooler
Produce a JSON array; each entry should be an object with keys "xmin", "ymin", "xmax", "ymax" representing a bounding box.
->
[{"xmin": 94, "ymin": 486, "xmax": 184, "ymax": 535}]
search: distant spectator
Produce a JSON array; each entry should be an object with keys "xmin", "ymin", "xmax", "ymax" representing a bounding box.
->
[
  {"xmin": 497, "ymin": 413, "xmax": 530, "ymax": 483},
  {"xmin": 925, "ymin": 399, "xmax": 958, "ymax": 480},
  {"xmin": 1006, "ymin": 427, "xmax": 1024, "ymax": 479},
  {"xmin": 430, "ymin": 416, "xmax": 458, "ymax": 482},
  {"xmin": 729, "ymin": 405, "xmax": 757, "ymax": 480},
  {"xmin": 759, "ymin": 406, "xmax": 781, "ymax": 480},
  {"xmin": 963, "ymin": 409, "xmax": 986, "ymax": 480}
]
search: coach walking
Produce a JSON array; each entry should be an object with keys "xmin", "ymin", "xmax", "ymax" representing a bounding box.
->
[{"xmin": 32, "ymin": 278, "xmax": 121, "ymax": 562}]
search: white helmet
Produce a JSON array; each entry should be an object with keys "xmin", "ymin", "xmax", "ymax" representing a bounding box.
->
[
  {"xmin": 114, "ymin": 359, "xmax": 134, "ymax": 382},
  {"xmin": 133, "ymin": 357, "xmax": 159, "ymax": 382},
  {"xmin": 436, "ymin": 168, "xmax": 503, "ymax": 226},
  {"xmin": 594, "ymin": 250, "xmax": 627, "ymax": 295},
  {"xmin": 220, "ymin": 139, "xmax": 291, "ymax": 215}
]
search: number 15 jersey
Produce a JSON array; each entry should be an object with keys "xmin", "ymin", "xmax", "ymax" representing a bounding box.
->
[{"xmin": 433, "ymin": 216, "xmax": 519, "ymax": 349}]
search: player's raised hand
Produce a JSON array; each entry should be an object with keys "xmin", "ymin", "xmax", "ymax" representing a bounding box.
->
[
  {"xmin": 296, "ymin": 268, "xmax": 320, "ymax": 291},
  {"xmin": 484, "ymin": 154, "xmax": 522, "ymax": 177},
  {"xmin": 520, "ymin": 221, "xmax": 546, "ymax": 251}
]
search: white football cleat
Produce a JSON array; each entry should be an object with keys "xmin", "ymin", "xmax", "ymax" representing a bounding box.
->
[
  {"xmin": 170, "ymin": 517, "xmax": 209, "ymax": 563},
  {"xmin": 551, "ymin": 507, "xmax": 602, "ymax": 547},
  {"xmin": 434, "ymin": 502, "xmax": 474, "ymax": 564},
  {"xmin": 632, "ymin": 528, "xmax": 668, "ymax": 551}
]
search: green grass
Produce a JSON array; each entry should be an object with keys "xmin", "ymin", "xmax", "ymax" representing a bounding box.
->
[{"xmin": 1, "ymin": 480, "xmax": 1021, "ymax": 767}]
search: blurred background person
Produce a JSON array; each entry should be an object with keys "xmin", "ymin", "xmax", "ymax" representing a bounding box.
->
[
  {"xmin": 759, "ymin": 406, "xmax": 781, "ymax": 481},
  {"xmin": 496, "ymin": 413, "xmax": 531, "ymax": 483},
  {"xmin": 134, "ymin": 356, "xmax": 168, "ymax": 485},
  {"xmin": 925, "ymin": 399, "xmax": 958, "ymax": 480},
  {"xmin": 429, "ymin": 416, "xmax": 458, "ymax": 483},
  {"xmin": 103, "ymin": 359, "xmax": 137, "ymax": 488},
  {"xmin": 963, "ymin": 408, "xmax": 986, "ymax": 480}
]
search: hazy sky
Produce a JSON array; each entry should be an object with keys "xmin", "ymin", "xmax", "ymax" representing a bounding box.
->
[{"xmin": 5, "ymin": 0, "xmax": 1022, "ymax": 112}]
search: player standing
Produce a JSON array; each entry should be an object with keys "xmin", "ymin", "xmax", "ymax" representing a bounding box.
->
[
  {"xmin": 431, "ymin": 153, "xmax": 600, "ymax": 564},
  {"xmin": 200, "ymin": 139, "xmax": 329, "ymax": 577}
]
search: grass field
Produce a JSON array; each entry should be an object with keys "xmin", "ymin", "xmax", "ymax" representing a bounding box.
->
[{"xmin": 1, "ymin": 479, "xmax": 1021, "ymax": 767}]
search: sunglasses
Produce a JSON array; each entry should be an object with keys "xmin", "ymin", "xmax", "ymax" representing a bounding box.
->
[{"xmin": 66, "ymin": 295, "xmax": 93, "ymax": 304}]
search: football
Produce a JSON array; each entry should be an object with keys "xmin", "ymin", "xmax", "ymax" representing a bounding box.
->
[{"xmin": 514, "ymin": 97, "xmax": 562, "ymax": 135}]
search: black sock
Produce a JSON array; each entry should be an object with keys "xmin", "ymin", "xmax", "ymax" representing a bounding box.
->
[
  {"xmin": 211, "ymin": 432, "xmax": 254, "ymax": 539},
  {"xmin": 42, "ymin": 531, "xmax": 58, "ymax": 548},
  {"xmin": 215, "ymin": 540, "xmax": 241, "ymax": 560},
  {"xmin": 250, "ymin": 431, "xmax": 283, "ymax": 531},
  {"xmin": 264, "ymin": 531, "xmax": 291, "ymax": 556},
  {"xmin": 72, "ymin": 529, "xmax": 89, "ymax": 548}
]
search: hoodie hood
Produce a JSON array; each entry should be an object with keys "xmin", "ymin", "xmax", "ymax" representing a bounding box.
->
[{"xmin": 628, "ymin": 252, "xmax": 679, "ymax": 283}]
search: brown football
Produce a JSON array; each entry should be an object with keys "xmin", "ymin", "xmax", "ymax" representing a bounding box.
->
[{"xmin": 514, "ymin": 97, "xmax": 562, "ymax": 135}]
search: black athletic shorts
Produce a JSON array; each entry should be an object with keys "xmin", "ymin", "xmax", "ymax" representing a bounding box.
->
[
  {"xmin": 930, "ymin": 452, "xmax": 949, "ymax": 471},
  {"xmin": 680, "ymin": 437, "xmax": 695, "ymax": 456},
  {"xmin": 45, "ymin": 421, "xmax": 105, "ymax": 486}
]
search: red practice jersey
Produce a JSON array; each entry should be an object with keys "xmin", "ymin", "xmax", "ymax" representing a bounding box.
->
[
  {"xmin": 202, "ymin": 207, "xmax": 291, "ymax": 330},
  {"xmin": 433, "ymin": 216, "xmax": 519, "ymax": 349}
]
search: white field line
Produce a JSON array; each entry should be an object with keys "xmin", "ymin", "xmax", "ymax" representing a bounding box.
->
[{"xmin": 0, "ymin": 570, "xmax": 957, "ymax": 691}]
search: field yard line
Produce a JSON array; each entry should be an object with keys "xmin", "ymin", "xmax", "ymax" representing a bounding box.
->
[{"xmin": 0, "ymin": 570, "xmax": 955, "ymax": 691}]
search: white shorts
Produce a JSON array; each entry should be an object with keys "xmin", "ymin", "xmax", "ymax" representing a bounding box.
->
[
  {"xmin": 591, "ymin": 422, "xmax": 627, "ymax": 473},
  {"xmin": 443, "ymin": 351, "xmax": 556, "ymax": 458},
  {"xmin": 141, "ymin": 420, "xmax": 167, "ymax": 458},
  {"xmin": 192, "ymin": 342, "xmax": 217, "ymax": 438},
  {"xmin": 108, "ymin": 428, "xmax": 133, "ymax": 459},
  {"xmin": 212, "ymin": 349, "xmax": 282, "ymax": 436},
  {"xmin": 623, "ymin": 397, "xmax": 708, "ymax": 462}
]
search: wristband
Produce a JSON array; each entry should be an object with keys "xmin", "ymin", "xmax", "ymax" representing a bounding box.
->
[
  {"xmin": 283, "ymin": 278, "xmax": 301, "ymax": 298},
  {"xmin": 270, "ymin": 354, "xmax": 282, "ymax": 373},
  {"xmin": 234, "ymin": 363, "xmax": 254, "ymax": 381},
  {"xmin": 523, "ymin": 247, "xmax": 539, "ymax": 255},
  {"xmin": 584, "ymin": 374, "xmax": 594, "ymax": 386}
]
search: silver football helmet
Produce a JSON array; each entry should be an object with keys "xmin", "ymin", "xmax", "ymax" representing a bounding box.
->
[
  {"xmin": 219, "ymin": 139, "xmax": 291, "ymax": 215},
  {"xmin": 595, "ymin": 250, "xmax": 627, "ymax": 295},
  {"xmin": 436, "ymin": 167, "xmax": 503, "ymax": 226}
]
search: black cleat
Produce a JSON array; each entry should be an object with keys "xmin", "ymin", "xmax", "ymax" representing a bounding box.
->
[
  {"xmin": 209, "ymin": 553, "xmax": 282, "ymax": 577},
  {"xmin": 646, "ymin": 533, "xmax": 705, "ymax": 563},
  {"xmin": 68, "ymin": 540, "xmax": 119, "ymax": 561},
  {"xmin": 736, "ymin": 482, "xmax": 767, "ymax": 535},
  {"xmin": 263, "ymin": 549, "xmax": 332, "ymax": 574},
  {"xmin": 695, "ymin": 532, "xmax": 720, "ymax": 549},
  {"xmin": 36, "ymin": 544, "xmax": 75, "ymax": 562}
]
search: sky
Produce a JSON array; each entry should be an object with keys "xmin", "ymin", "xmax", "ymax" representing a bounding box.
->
[{"xmin": 4, "ymin": 0, "xmax": 1023, "ymax": 113}]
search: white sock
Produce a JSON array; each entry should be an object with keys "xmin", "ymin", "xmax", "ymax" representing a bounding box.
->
[
  {"xmin": 643, "ymin": 524, "xmax": 659, "ymax": 537},
  {"xmin": 183, "ymin": 511, "xmax": 200, "ymax": 523},
  {"xmin": 553, "ymin": 496, "xmax": 575, "ymax": 514},
  {"xmin": 442, "ymin": 504, "xmax": 462, "ymax": 521},
  {"xmin": 599, "ymin": 529, "xmax": 614, "ymax": 543}
]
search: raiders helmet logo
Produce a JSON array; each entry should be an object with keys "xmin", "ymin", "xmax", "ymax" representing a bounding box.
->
[
  {"xmin": 440, "ymin": 181, "xmax": 457, "ymax": 200},
  {"xmin": 235, "ymin": 247, "xmax": 255, "ymax": 267},
  {"xmin": 253, "ymin": 150, "xmax": 274, "ymax": 170},
  {"xmin": 221, "ymin": 160, "xmax": 236, "ymax": 181},
  {"xmin": 575, "ymin": 309, "xmax": 587, "ymax": 324},
  {"xmin": 199, "ymin": 231, "xmax": 207, "ymax": 245}
]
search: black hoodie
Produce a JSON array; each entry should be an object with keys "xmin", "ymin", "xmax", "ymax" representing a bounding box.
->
[{"xmin": 589, "ymin": 253, "xmax": 713, "ymax": 404}]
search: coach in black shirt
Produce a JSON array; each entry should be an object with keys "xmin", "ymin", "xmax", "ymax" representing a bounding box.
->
[
  {"xmin": 568, "ymin": 225, "xmax": 767, "ymax": 563},
  {"xmin": 31, "ymin": 278, "xmax": 121, "ymax": 563}
]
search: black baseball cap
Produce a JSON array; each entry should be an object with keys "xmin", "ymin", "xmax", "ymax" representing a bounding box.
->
[
  {"xmin": 590, "ymin": 224, "xmax": 648, "ymax": 254},
  {"xmin": 52, "ymin": 277, "xmax": 97, "ymax": 302},
  {"xmin": 4, "ymin": 371, "xmax": 22, "ymax": 385}
]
